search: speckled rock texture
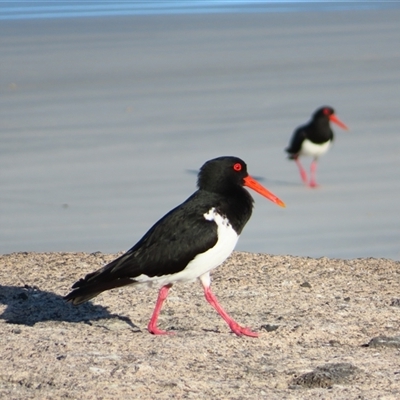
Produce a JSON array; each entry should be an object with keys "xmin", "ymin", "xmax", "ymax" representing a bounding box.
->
[{"xmin": 1, "ymin": 251, "xmax": 399, "ymax": 399}]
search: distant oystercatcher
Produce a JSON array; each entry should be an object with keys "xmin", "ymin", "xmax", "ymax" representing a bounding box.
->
[
  {"xmin": 285, "ymin": 106, "xmax": 348, "ymax": 187},
  {"xmin": 65, "ymin": 156, "xmax": 285, "ymax": 337}
]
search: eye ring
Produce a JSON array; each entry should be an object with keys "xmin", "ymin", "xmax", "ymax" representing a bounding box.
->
[{"xmin": 233, "ymin": 163, "xmax": 242, "ymax": 171}]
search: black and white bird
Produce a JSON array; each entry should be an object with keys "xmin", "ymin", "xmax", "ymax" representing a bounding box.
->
[
  {"xmin": 65, "ymin": 156, "xmax": 285, "ymax": 337},
  {"xmin": 285, "ymin": 106, "xmax": 348, "ymax": 187}
]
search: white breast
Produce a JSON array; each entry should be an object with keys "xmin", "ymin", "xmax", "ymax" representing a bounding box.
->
[
  {"xmin": 300, "ymin": 139, "xmax": 331, "ymax": 158},
  {"xmin": 133, "ymin": 207, "xmax": 239, "ymax": 288}
]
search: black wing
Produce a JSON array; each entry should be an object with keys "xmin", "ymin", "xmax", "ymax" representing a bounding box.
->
[
  {"xmin": 286, "ymin": 125, "xmax": 307, "ymax": 157},
  {"xmin": 112, "ymin": 191, "xmax": 219, "ymax": 277},
  {"xmin": 65, "ymin": 191, "xmax": 219, "ymax": 304}
]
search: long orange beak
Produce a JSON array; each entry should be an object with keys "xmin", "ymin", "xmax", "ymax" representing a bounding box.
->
[
  {"xmin": 329, "ymin": 114, "xmax": 349, "ymax": 130},
  {"xmin": 243, "ymin": 176, "xmax": 286, "ymax": 208}
]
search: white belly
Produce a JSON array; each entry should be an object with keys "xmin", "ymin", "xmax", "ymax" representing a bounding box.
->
[
  {"xmin": 134, "ymin": 208, "xmax": 239, "ymax": 287},
  {"xmin": 300, "ymin": 139, "xmax": 331, "ymax": 158}
]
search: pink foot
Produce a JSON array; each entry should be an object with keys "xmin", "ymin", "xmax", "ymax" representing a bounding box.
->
[
  {"xmin": 148, "ymin": 325, "xmax": 175, "ymax": 335},
  {"xmin": 229, "ymin": 322, "xmax": 259, "ymax": 337},
  {"xmin": 309, "ymin": 160, "xmax": 319, "ymax": 188},
  {"xmin": 147, "ymin": 284, "xmax": 174, "ymax": 335},
  {"xmin": 295, "ymin": 158, "xmax": 308, "ymax": 186},
  {"xmin": 201, "ymin": 278, "xmax": 258, "ymax": 338},
  {"xmin": 300, "ymin": 171, "xmax": 308, "ymax": 185}
]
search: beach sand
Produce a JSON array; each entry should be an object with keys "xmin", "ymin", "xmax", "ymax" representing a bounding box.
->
[{"xmin": 1, "ymin": 251, "xmax": 400, "ymax": 398}]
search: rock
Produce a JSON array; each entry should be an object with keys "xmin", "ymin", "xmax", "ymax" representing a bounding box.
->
[
  {"xmin": 290, "ymin": 363, "xmax": 359, "ymax": 388},
  {"xmin": 260, "ymin": 324, "xmax": 280, "ymax": 332},
  {"xmin": 364, "ymin": 336, "xmax": 400, "ymax": 348}
]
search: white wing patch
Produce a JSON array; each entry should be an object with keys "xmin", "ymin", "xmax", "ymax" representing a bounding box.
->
[
  {"xmin": 133, "ymin": 207, "xmax": 239, "ymax": 288},
  {"xmin": 300, "ymin": 139, "xmax": 331, "ymax": 158}
]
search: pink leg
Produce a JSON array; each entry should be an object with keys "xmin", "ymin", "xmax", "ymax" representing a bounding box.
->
[
  {"xmin": 147, "ymin": 284, "xmax": 174, "ymax": 335},
  {"xmin": 200, "ymin": 275, "xmax": 258, "ymax": 337},
  {"xmin": 295, "ymin": 158, "xmax": 308, "ymax": 185},
  {"xmin": 309, "ymin": 159, "xmax": 319, "ymax": 188}
]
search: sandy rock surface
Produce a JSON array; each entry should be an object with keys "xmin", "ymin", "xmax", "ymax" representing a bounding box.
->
[{"xmin": 1, "ymin": 251, "xmax": 400, "ymax": 399}]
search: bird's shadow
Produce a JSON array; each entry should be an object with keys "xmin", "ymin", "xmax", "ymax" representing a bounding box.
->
[{"xmin": 0, "ymin": 284, "xmax": 138, "ymax": 329}]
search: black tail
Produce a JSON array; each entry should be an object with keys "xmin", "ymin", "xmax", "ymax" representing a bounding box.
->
[
  {"xmin": 64, "ymin": 246, "xmax": 146, "ymax": 305},
  {"xmin": 64, "ymin": 276, "xmax": 135, "ymax": 305},
  {"xmin": 64, "ymin": 257, "xmax": 138, "ymax": 305}
]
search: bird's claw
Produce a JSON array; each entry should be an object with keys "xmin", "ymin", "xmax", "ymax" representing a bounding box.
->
[
  {"xmin": 229, "ymin": 323, "xmax": 259, "ymax": 338},
  {"xmin": 148, "ymin": 326, "xmax": 176, "ymax": 335}
]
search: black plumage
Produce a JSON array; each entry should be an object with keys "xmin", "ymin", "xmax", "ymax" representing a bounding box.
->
[
  {"xmin": 285, "ymin": 106, "xmax": 348, "ymax": 187},
  {"xmin": 65, "ymin": 156, "xmax": 285, "ymax": 336}
]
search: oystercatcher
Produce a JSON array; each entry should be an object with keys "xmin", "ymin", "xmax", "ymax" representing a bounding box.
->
[
  {"xmin": 285, "ymin": 106, "xmax": 348, "ymax": 187},
  {"xmin": 65, "ymin": 156, "xmax": 285, "ymax": 337}
]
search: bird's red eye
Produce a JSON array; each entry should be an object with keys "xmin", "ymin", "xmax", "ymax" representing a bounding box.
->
[
  {"xmin": 323, "ymin": 108, "xmax": 330, "ymax": 116},
  {"xmin": 233, "ymin": 163, "xmax": 242, "ymax": 171}
]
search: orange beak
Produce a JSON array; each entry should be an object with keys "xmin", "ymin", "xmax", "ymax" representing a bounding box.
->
[
  {"xmin": 329, "ymin": 114, "xmax": 349, "ymax": 130},
  {"xmin": 243, "ymin": 176, "xmax": 286, "ymax": 208}
]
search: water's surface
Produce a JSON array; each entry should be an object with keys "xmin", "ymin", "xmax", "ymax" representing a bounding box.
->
[
  {"xmin": 1, "ymin": 8, "xmax": 400, "ymax": 260},
  {"xmin": 1, "ymin": 1, "xmax": 398, "ymax": 20}
]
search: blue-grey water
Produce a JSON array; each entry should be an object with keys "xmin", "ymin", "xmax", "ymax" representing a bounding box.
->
[
  {"xmin": 1, "ymin": 5, "xmax": 400, "ymax": 260},
  {"xmin": 1, "ymin": 1, "xmax": 399, "ymax": 20}
]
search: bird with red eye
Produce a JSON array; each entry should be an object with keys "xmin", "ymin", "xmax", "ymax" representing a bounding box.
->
[
  {"xmin": 285, "ymin": 106, "xmax": 348, "ymax": 188},
  {"xmin": 65, "ymin": 156, "xmax": 285, "ymax": 337},
  {"xmin": 233, "ymin": 162, "xmax": 242, "ymax": 171}
]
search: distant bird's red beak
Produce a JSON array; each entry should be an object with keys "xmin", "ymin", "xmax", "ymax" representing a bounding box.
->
[
  {"xmin": 243, "ymin": 176, "xmax": 286, "ymax": 208},
  {"xmin": 329, "ymin": 114, "xmax": 349, "ymax": 130}
]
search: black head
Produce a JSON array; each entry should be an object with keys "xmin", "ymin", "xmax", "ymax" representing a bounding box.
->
[
  {"xmin": 312, "ymin": 106, "xmax": 348, "ymax": 130},
  {"xmin": 197, "ymin": 156, "xmax": 285, "ymax": 207},
  {"xmin": 313, "ymin": 106, "xmax": 335, "ymax": 120},
  {"xmin": 197, "ymin": 156, "xmax": 248, "ymax": 194}
]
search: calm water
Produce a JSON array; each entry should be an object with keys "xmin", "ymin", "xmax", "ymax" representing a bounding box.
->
[
  {"xmin": 1, "ymin": 4, "xmax": 400, "ymax": 260},
  {"xmin": 1, "ymin": 1, "xmax": 397, "ymax": 20}
]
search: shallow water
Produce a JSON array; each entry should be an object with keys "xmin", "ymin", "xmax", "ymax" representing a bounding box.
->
[
  {"xmin": 1, "ymin": 9, "xmax": 400, "ymax": 259},
  {"xmin": 1, "ymin": 1, "xmax": 398, "ymax": 20}
]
